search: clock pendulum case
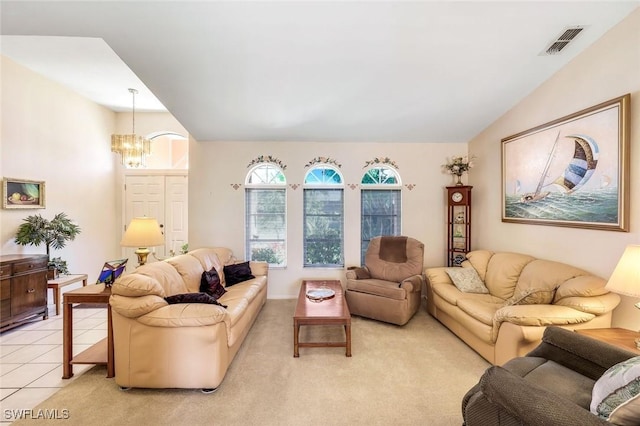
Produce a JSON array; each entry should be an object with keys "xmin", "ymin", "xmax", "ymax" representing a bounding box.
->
[{"xmin": 446, "ymin": 186, "xmax": 472, "ymax": 267}]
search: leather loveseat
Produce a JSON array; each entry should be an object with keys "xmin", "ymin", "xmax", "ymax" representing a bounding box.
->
[
  {"xmin": 424, "ymin": 250, "xmax": 620, "ymax": 365},
  {"xmin": 109, "ymin": 247, "xmax": 267, "ymax": 390}
]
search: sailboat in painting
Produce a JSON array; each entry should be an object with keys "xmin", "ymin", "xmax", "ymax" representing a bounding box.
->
[{"xmin": 520, "ymin": 133, "xmax": 599, "ymax": 203}]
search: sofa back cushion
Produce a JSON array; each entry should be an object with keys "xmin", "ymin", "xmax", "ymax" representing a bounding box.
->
[
  {"xmin": 188, "ymin": 248, "xmax": 231, "ymax": 285},
  {"xmin": 464, "ymin": 250, "xmax": 494, "ymax": 282},
  {"xmin": 134, "ymin": 260, "xmax": 188, "ymax": 297},
  {"xmin": 167, "ymin": 254, "xmax": 205, "ymax": 293},
  {"xmin": 505, "ymin": 259, "xmax": 589, "ymax": 305},
  {"xmin": 483, "ymin": 252, "xmax": 535, "ymax": 300}
]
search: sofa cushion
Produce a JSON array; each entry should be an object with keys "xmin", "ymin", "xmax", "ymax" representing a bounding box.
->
[
  {"xmin": 503, "ymin": 288, "xmax": 557, "ymax": 306},
  {"xmin": 200, "ymin": 268, "xmax": 227, "ymax": 299},
  {"xmin": 364, "ymin": 237, "xmax": 424, "ymax": 283},
  {"xmin": 347, "ymin": 278, "xmax": 407, "ymax": 301},
  {"xmin": 165, "ymin": 292, "xmax": 227, "ymax": 308},
  {"xmin": 188, "ymin": 249, "xmax": 226, "ymax": 285},
  {"xmin": 591, "ymin": 356, "xmax": 640, "ymax": 425},
  {"xmin": 224, "ymin": 261, "xmax": 255, "ymax": 286},
  {"xmin": 445, "ymin": 267, "xmax": 489, "ymax": 294},
  {"xmin": 167, "ymin": 254, "xmax": 206, "ymax": 293},
  {"xmin": 134, "ymin": 261, "xmax": 189, "ymax": 297},
  {"xmin": 484, "ymin": 252, "xmax": 535, "ymax": 300},
  {"xmin": 457, "ymin": 296, "xmax": 502, "ymax": 326},
  {"xmin": 464, "ymin": 250, "xmax": 494, "ymax": 282}
]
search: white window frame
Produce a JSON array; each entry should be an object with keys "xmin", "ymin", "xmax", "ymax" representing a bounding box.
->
[
  {"xmin": 360, "ymin": 166, "xmax": 402, "ymax": 264},
  {"xmin": 303, "ymin": 165, "xmax": 344, "ymax": 268},
  {"xmin": 245, "ymin": 164, "xmax": 287, "ymax": 267}
]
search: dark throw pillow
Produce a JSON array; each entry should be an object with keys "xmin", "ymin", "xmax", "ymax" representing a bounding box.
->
[
  {"xmin": 223, "ymin": 261, "xmax": 255, "ymax": 286},
  {"xmin": 164, "ymin": 292, "xmax": 227, "ymax": 308},
  {"xmin": 200, "ymin": 268, "xmax": 226, "ymax": 299}
]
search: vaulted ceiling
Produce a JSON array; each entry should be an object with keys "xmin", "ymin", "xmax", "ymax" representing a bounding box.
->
[{"xmin": 1, "ymin": 1, "xmax": 638, "ymax": 143}]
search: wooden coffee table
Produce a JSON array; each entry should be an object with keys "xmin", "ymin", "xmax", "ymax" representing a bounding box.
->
[{"xmin": 293, "ymin": 280, "xmax": 351, "ymax": 357}]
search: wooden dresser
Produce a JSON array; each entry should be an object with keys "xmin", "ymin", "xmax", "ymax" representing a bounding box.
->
[{"xmin": 1, "ymin": 254, "xmax": 49, "ymax": 331}]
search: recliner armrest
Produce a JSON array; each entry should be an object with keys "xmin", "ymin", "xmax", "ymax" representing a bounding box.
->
[
  {"xmin": 478, "ymin": 366, "xmax": 608, "ymax": 426},
  {"xmin": 527, "ymin": 326, "xmax": 637, "ymax": 378},
  {"xmin": 400, "ymin": 274, "xmax": 423, "ymax": 293}
]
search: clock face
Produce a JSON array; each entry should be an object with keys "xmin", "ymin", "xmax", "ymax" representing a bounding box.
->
[{"xmin": 451, "ymin": 192, "xmax": 463, "ymax": 203}]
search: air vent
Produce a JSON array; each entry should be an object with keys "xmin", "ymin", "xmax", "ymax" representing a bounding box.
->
[{"xmin": 542, "ymin": 26, "xmax": 585, "ymax": 55}]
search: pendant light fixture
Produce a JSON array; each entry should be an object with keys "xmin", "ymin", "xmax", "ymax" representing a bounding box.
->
[{"xmin": 111, "ymin": 88, "xmax": 151, "ymax": 168}]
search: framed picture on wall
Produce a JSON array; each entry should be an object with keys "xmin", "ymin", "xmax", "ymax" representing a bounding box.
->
[
  {"xmin": 2, "ymin": 178, "xmax": 46, "ymax": 209},
  {"xmin": 501, "ymin": 94, "xmax": 630, "ymax": 231}
]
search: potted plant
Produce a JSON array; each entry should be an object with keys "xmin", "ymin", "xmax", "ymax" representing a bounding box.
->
[{"xmin": 14, "ymin": 212, "xmax": 81, "ymax": 279}]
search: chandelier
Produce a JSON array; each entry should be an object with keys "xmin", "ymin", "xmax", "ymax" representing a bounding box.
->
[{"xmin": 111, "ymin": 88, "xmax": 151, "ymax": 168}]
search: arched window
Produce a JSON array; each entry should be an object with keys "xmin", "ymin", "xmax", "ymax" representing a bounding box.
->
[
  {"xmin": 245, "ymin": 164, "xmax": 287, "ymax": 267},
  {"xmin": 303, "ymin": 165, "xmax": 344, "ymax": 267},
  {"xmin": 360, "ymin": 166, "xmax": 402, "ymax": 263}
]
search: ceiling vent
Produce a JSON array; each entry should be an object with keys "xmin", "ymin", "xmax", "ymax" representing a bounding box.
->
[{"xmin": 542, "ymin": 26, "xmax": 585, "ymax": 55}]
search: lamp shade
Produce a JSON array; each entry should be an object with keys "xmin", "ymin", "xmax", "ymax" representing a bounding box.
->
[
  {"xmin": 120, "ymin": 217, "xmax": 164, "ymax": 248},
  {"xmin": 605, "ymin": 245, "xmax": 640, "ymax": 298}
]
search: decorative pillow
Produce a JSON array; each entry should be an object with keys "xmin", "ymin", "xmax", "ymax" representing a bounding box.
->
[
  {"xmin": 591, "ymin": 356, "xmax": 640, "ymax": 425},
  {"xmin": 223, "ymin": 261, "xmax": 255, "ymax": 286},
  {"xmin": 445, "ymin": 267, "xmax": 489, "ymax": 294},
  {"xmin": 164, "ymin": 292, "xmax": 227, "ymax": 308},
  {"xmin": 200, "ymin": 268, "xmax": 226, "ymax": 299}
]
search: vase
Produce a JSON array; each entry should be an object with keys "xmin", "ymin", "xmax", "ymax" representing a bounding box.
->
[{"xmin": 455, "ymin": 174, "xmax": 463, "ymax": 186}]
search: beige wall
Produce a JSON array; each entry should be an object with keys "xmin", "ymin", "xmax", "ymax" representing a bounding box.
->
[
  {"xmin": 468, "ymin": 9, "xmax": 640, "ymax": 328},
  {"xmin": 0, "ymin": 56, "xmax": 119, "ymax": 284},
  {"xmin": 189, "ymin": 140, "xmax": 465, "ymax": 298}
]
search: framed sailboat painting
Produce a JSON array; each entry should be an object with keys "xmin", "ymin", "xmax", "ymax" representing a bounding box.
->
[{"xmin": 501, "ymin": 94, "xmax": 630, "ymax": 231}]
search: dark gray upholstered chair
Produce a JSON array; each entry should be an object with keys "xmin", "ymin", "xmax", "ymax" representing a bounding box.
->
[
  {"xmin": 462, "ymin": 326, "xmax": 638, "ymax": 426},
  {"xmin": 345, "ymin": 236, "xmax": 424, "ymax": 326}
]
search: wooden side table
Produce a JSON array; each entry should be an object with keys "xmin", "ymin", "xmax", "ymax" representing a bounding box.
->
[
  {"xmin": 47, "ymin": 274, "xmax": 88, "ymax": 316},
  {"xmin": 63, "ymin": 284, "xmax": 114, "ymax": 379},
  {"xmin": 575, "ymin": 327, "xmax": 640, "ymax": 355}
]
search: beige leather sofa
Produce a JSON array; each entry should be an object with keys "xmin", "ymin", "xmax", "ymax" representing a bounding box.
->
[
  {"xmin": 424, "ymin": 250, "xmax": 620, "ymax": 366},
  {"xmin": 109, "ymin": 247, "xmax": 268, "ymax": 390}
]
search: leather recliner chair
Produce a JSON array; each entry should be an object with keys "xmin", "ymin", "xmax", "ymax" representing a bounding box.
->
[{"xmin": 345, "ymin": 236, "xmax": 424, "ymax": 326}]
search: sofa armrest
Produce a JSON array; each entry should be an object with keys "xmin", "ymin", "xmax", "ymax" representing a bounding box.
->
[
  {"xmin": 527, "ymin": 326, "xmax": 637, "ymax": 378},
  {"xmin": 424, "ymin": 267, "xmax": 453, "ymax": 287},
  {"xmin": 345, "ymin": 267, "xmax": 371, "ymax": 281},
  {"xmin": 136, "ymin": 303, "xmax": 229, "ymax": 328},
  {"xmin": 401, "ymin": 274, "xmax": 423, "ymax": 293},
  {"xmin": 478, "ymin": 366, "xmax": 608, "ymax": 426},
  {"xmin": 249, "ymin": 260, "xmax": 268, "ymax": 277},
  {"xmin": 554, "ymin": 292, "xmax": 621, "ymax": 315},
  {"xmin": 110, "ymin": 294, "xmax": 167, "ymax": 319}
]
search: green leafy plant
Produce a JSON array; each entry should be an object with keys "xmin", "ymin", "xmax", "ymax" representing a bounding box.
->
[
  {"xmin": 14, "ymin": 213, "xmax": 81, "ymax": 265},
  {"xmin": 47, "ymin": 257, "xmax": 69, "ymax": 275}
]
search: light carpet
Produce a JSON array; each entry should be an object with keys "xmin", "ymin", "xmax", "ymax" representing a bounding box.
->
[{"xmin": 15, "ymin": 299, "xmax": 490, "ymax": 426}]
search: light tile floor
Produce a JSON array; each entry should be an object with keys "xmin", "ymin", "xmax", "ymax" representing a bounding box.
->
[{"xmin": 0, "ymin": 302, "xmax": 107, "ymax": 424}]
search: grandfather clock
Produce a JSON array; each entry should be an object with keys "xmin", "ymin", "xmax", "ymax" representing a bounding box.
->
[{"xmin": 446, "ymin": 186, "xmax": 472, "ymax": 267}]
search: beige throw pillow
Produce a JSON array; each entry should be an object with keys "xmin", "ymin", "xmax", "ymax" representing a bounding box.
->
[{"xmin": 445, "ymin": 267, "xmax": 489, "ymax": 294}]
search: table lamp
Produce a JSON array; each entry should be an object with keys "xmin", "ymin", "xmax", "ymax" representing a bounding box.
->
[
  {"xmin": 605, "ymin": 245, "xmax": 640, "ymax": 346},
  {"xmin": 120, "ymin": 217, "xmax": 164, "ymax": 266}
]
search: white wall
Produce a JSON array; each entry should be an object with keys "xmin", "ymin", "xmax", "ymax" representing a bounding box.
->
[
  {"xmin": 468, "ymin": 9, "xmax": 640, "ymax": 328},
  {"xmin": 0, "ymin": 56, "xmax": 118, "ymax": 284},
  {"xmin": 189, "ymin": 140, "xmax": 465, "ymax": 298}
]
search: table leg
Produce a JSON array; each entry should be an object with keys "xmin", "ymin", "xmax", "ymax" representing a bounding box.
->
[
  {"xmin": 107, "ymin": 304, "xmax": 114, "ymax": 378},
  {"xmin": 62, "ymin": 300, "xmax": 73, "ymax": 379},
  {"xmin": 53, "ymin": 286, "xmax": 60, "ymax": 316},
  {"xmin": 293, "ymin": 320, "xmax": 300, "ymax": 358},
  {"xmin": 345, "ymin": 323, "xmax": 352, "ymax": 357}
]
